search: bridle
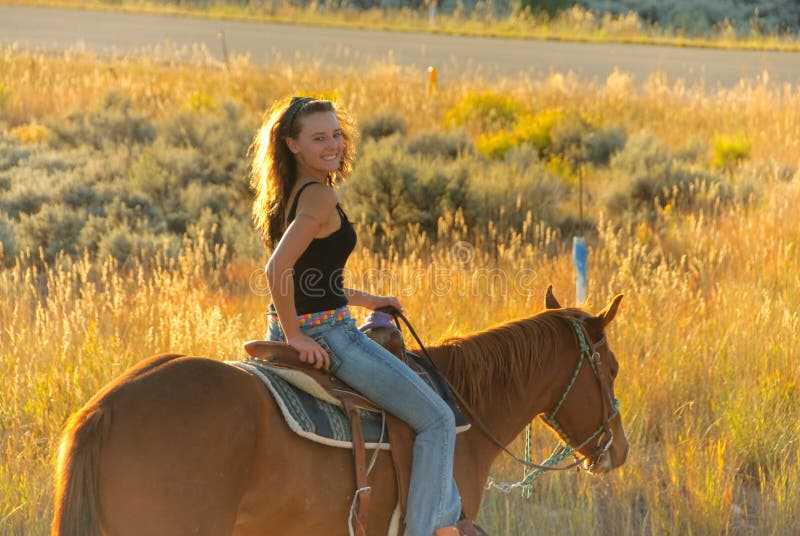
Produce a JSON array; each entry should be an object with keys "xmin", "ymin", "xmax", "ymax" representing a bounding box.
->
[
  {"xmin": 539, "ymin": 318, "xmax": 620, "ymax": 471},
  {"xmin": 384, "ymin": 309, "xmax": 620, "ymax": 477}
]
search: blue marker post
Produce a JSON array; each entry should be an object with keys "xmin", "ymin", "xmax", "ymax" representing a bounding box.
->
[
  {"xmin": 573, "ymin": 166, "xmax": 587, "ymax": 305},
  {"xmin": 573, "ymin": 236, "xmax": 587, "ymax": 305}
]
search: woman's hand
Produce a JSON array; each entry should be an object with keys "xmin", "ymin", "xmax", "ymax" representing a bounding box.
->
[
  {"xmin": 366, "ymin": 294, "xmax": 404, "ymax": 313},
  {"xmin": 287, "ymin": 334, "xmax": 330, "ymax": 371}
]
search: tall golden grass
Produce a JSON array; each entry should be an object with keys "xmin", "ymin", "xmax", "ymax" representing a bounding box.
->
[
  {"xmin": 2, "ymin": 46, "xmax": 800, "ymax": 165},
  {"xmin": 2, "ymin": 46, "xmax": 800, "ymax": 533}
]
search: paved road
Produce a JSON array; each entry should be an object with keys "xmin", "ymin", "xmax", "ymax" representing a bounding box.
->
[{"xmin": 1, "ymin": 4, "xmax": 798, "ymax": 88}]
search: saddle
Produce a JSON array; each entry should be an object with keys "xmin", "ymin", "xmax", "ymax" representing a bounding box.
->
[{"xmin": 243, "ymin": 328, "xmax": 416, "ymax": 536}]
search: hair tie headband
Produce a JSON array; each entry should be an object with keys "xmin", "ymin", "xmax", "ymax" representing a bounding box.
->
[{"xmin": 281, "ymin": 96, "xmax": 315, "ymax": 135}]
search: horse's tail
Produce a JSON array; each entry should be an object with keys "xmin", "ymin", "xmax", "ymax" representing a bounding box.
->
[
  {"xmin": 50, "ymin": 353, "xmax": 184, "ymax": 536},
  {"xmin": 51, "ymin": 401, "xmax": 110, "ymax": 536}
]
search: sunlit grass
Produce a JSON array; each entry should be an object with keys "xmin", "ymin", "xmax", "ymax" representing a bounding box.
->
[
  {"xmin": 2, "ymin": 46, "xmax": 799, "ymax": 165},
  {"xmin": 3, "ymin": 180, "xmax": 800, "ymax": 533},
  {"xmin": 2, "ymin": 46, "xmax": 800, "ymax": 534}
]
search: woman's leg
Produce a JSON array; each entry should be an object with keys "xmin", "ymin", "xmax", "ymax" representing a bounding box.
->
[{"xmin": 305, "ymin": 319, "xmax": 462, "ymax": 536}]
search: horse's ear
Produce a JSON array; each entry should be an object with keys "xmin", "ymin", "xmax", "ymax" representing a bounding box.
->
[
  {"xmin": 545, "ymin": 285, "xmax": 562, "ymax": 309},
  {"xmin": 597, "ymin": 294, "xmax": 624, "ymax": 327}
]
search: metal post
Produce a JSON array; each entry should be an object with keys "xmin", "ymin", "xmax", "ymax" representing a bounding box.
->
[{"xmin": 218, "ymin": 30, "xmax": 230, "ymax": 69}]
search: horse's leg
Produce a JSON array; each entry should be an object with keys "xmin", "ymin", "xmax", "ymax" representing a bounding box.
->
[
  {"xmin": 98, "ymin": 357, "xmax": 259, "ymax": 535},
  {"xmin": 452, "ymin": 431, "xmax": 494, "ymax": 520}
]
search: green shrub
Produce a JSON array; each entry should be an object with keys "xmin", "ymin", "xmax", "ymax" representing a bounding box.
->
[
  {"xmin": 342, "ymin": 136, "xmax": 476, "ymax": 243},
  {"xmin": 158, "ymin": 106, "xmax": 251, "ymax": 186},
  {"xmin": 519, "ymin": 0, "xmax": 571, "ymax": 17},
  {"xmin": 77, "ymin": 215, "xmax": 107, "ymax": 255},
  {"xmin": 443, "ymin": 92, "xmax": 525, "ymax": 135},
  {"xmin": 542, "ymin": 112, "xmax": 627, "ymax": 166},
  {"xmin": 180, "ymin": 182, "xmax": 238, "ymax": 218},
  {"xmin": 548, "ymin": 113, "xmax": 589, "ymax": 159},
  {"xmin": 360, "ymin": 110, "xmax": 407, "ymax": 141},
  {"xmin": 63, "ymin": 183, "xmax": 109, "ymax": 215},
  {"xmin": 96, "ymin": 224, "xmax": 169, "ymax": 265},
  {"xmin": 80, "ymin": 150, "xmax": 129, "ymax": 183},
  {"xmin": 16, "ymin": 204, "xmax": 85, "ymax": 263},
  {"xmin": 467, "ymin": 146, "xmax": 569, "ymax": 231},
  {"xmin": 604, "ymin": 133, "xmax": 731, "ymax": 219},
  {"xmin": 0, "ymin": 100, "xmax": 258, "ymax": 264},
  {"xmin": 712, "ymin": 132, "xmax": 751, "ymax": 169},
  {"xmin": 0, "ymin": 213, "xmax": 17, "ymax": 266},
  {"xmin": 584, "ymin": 125, "xmax": 627, "ymax": 166},
  {"xmin": 344, "ymin": 136, "xmax": 420, "ymax": 233},
  {"xmin": 0, "ymin": 143, "xmax": 30, "ymax": 171},
  {"xmin": 1, "ymin": 188, "xmax": 48, "ymax": 218},
  {"xmin": 407, "ymin": 167, "xmax": 450, "ymax": 235},
  {"xmin": 126, "ymin": 150, "xmax": 182, "ymax": 216},
  {"xmin": 186, "ymin": 207, "xmax": 225, "ymax": 249},
  {"xmin": 49, "ymin": 92, "xmax": 156, "ymax": 150},
  {"xmin": 219, "ymin": 212, "xmax": 264, "ymax": 261},
  {"xmin": 97, "ymin": 224, "xmax": 136, "ymax": 264},
  {"xmin": 579, "ymin": 0, "xmax": 800, "ymax": 37},
  {"xmin": 166, "ymin": 211, "xmax": 191, "ymax": 234},
  {"xmin": 610, "ymin": 132, "xmax": 671, "ymax": 175},
  {"xmin": 407, "ymin": 129, "xmax": 472, "ymax": 160}
]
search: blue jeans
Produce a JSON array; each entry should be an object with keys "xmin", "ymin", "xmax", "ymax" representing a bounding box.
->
[{"xmin": 266, "ymin": 316, "xmax": 462, "ymax": 535}]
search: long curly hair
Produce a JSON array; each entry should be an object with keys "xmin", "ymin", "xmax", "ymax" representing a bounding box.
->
[{"xmin": 249, "ymin": 97, "xmax": 356, "ymax": 249}]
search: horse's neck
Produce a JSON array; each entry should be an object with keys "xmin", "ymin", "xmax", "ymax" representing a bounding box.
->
[
  {"xmin": 422, "ymin": 319, "xmax": 579, "ymax": 516},
  {"xmin": 429, "ymin": 343, "xmax": 557, "ymax": 451}
]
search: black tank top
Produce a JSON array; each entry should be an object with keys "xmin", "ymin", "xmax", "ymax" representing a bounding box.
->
[{"xmin": 285, "ymin": 182, "xmax": 357, "ymax": 315}]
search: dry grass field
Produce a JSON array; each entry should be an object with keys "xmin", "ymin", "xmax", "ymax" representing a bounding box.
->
[{"xmin": 1, "ymin": 45, "xmax": 799, "ymax": 534}]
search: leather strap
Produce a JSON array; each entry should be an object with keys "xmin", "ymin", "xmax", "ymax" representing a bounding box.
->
[
  {"xmin": 385, "ymin": 414, "xmax": 414, "ymax": 514},
  {"xmin": 337, "ymin": 392, "xmax": 371, "ymax": 536}
]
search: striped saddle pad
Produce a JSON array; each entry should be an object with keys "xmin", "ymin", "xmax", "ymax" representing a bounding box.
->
[{"xmin": 227, "ymin": 353, "xmax": 470, "ymax": 450}]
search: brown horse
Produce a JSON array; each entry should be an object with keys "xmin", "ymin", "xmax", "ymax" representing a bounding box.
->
[{"xmin": 52, "ymin": 290, "xmax": 628, "ymax": 536}]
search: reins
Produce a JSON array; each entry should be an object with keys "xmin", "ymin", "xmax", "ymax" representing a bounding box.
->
[{"xmin": 381, "ymin": 308, "xmax": 619, "ymax": 482}]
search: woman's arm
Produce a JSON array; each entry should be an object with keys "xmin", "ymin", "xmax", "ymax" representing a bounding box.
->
[
  {"xmin": 266, "ymin": 184, "xmax": 338, "ymax": 369},
  {"xmin": 344, "ymin": 288, "xmax": 403, "ymax": 312}
]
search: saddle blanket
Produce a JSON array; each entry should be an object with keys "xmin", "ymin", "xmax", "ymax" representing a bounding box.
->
[{"xmin": 227, "ymin": 355, "xmax": 470, "ymax": 450}]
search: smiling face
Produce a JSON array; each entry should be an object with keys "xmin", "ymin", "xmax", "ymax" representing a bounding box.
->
[{"xmin": 285, "ymin": 111, "xmax": 344, "ymax": 179}]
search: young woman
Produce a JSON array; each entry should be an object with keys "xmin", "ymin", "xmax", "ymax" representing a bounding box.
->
[{"xmin": 249, "ymin": 96, "xmax": 470, "ymax": 536}]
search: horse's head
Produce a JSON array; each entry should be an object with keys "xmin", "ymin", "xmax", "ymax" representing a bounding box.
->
[{"xmin": 543, "ymin": 286, "xmax": 629, "ymax": 474}]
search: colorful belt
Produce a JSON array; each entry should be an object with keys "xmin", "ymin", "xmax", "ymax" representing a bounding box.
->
[{"xmin": 269, "ymin": 306, "xmax": 350, "ymax": 329}]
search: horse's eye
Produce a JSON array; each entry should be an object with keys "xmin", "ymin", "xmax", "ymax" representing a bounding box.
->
[{"xmin": 609, "ymin": 357, "xmax": 619, "ymax": 379}]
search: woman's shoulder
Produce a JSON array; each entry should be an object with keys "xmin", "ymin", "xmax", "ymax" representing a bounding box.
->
[{"xmin": 293, "ymin": 181, "xmax": 338, "ymax": 214}]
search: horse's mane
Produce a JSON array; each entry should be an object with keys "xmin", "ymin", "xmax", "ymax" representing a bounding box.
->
[{"xmin": 436, "ymin": 308, "xmax": 588, "ymax": 412}]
